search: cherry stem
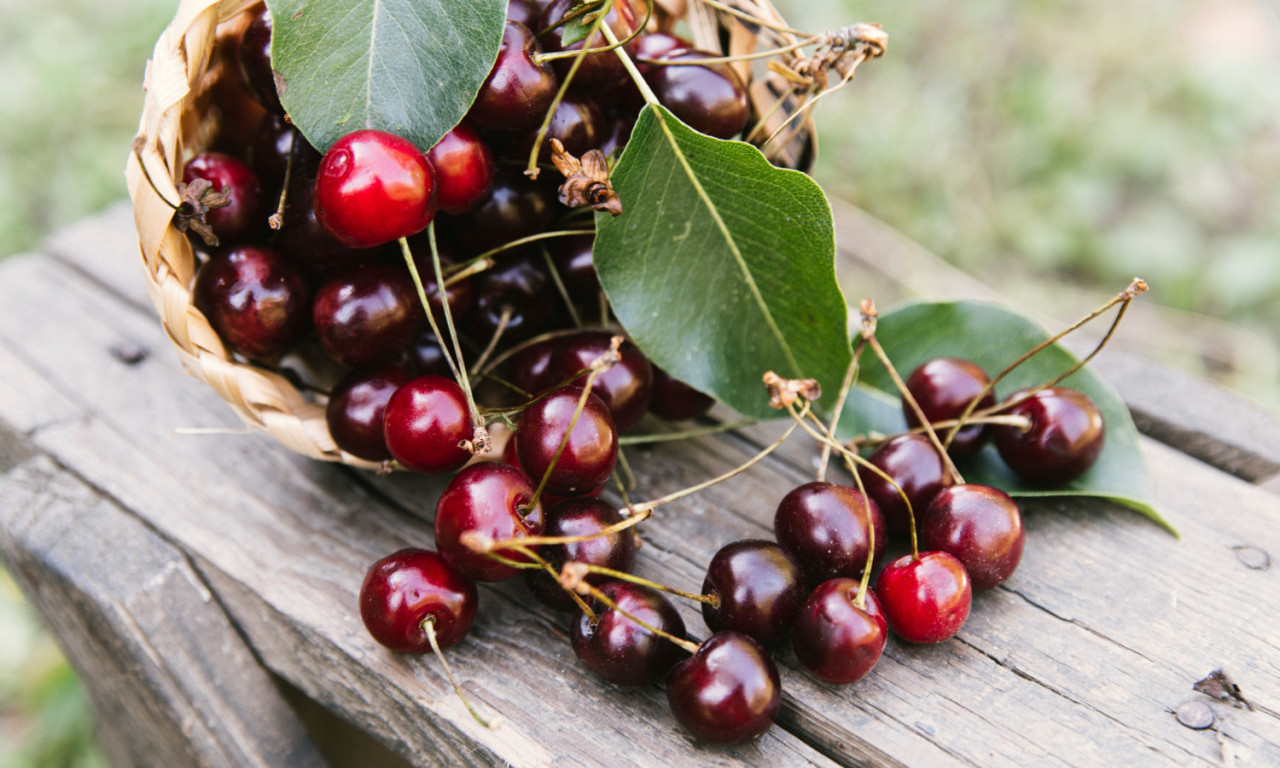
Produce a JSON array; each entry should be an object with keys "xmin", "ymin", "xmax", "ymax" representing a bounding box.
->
[
  {"xmin": 616, "ymin": 446, "xmax": 637, "ymax": 492},
  {"xmin": 851, "ymin": 414, "xmax": 1033, "ymax": 450},
  {"xmin": 573, "ymin": 580, "xmax": 699, "ymax": 655},
  {"xmin": 446, "ymin": 230, "xmax": 595, "ymax": 279},
  {"xmin": 818, "ymin": 340, "xmax": 864, "ymax": 483},
  {"xmin": 628, "ymin": 402, "xmax": 809, "ymax": 514},
  {"xmin": 476, "ymin": 327, "xmax": 604, "ymax": 380},
  {"xmin": 469, "ymin": 304, "xmax": 513, "ymax": 377},
  {"xmin": 267, "ymin": 129, "xmax": 298, "ymax": 230},
  {"xmin": 610, "ymin": 467, "xmax": 634, "ymax": 509},
  {"xmin": 744, "ymin": 79, "xmax": 798, "ymax": 144},
  {"xmin": 507, "ymin": 545, "xmax": 598, "ymax": 620},
  {"xmin": 485, "ymin": 508, "xmax": 651, "ymax": 550},
  {"xmin": 420, "ymin": 617, "xmax": 494, "ymax": 729},
  {"xmin": 534, "ymin": 0, "xmax": 651, "ymax": 64},
  {"xmin": 618, "ymin": 419, "xmax": 759, "ymax": 446},
  {"xmin": 761, "ymin": 64, "xmax": 860, "ymax": 152},
  {"xmin": 443, "ymin": 257, "xmax": 493, "ymax": 288},
  {"xmin": 540, "ymin": 245, "xmax": 583, "ymax": 329},
  {"xmin": 400, "ymin": 236, "xmax": 464, "ymax": 383},
  {"xmin": 693, "ymin": 0, "xmax": 813, "ymax": 37},
  {"xmin": 562, "ymin": 561, "xmax": 718, "ymax": 608},
  {"xmin": 527, "ymin": 358, "xmax": 612, "ymax": 511},
  {"xmin": 941, "ymin": 278, "xmax": 1147, "ymax": 452}
]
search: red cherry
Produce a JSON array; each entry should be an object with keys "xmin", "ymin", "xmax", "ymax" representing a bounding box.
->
[
  {"xmin": 993, "ymin": 387, "xmax": 1106, "ymax": 485},
  {"xmin": 182, "ymin": 152, "xmax": 265, "ymax": 245},
  {"xmin": 434, "ymin": 462, "xmax": 546, "ymax": 581},
  {"xmin": 326, "ymin": 366, "xmax": 412, "ymax": 462},
  {"xmin": 875, "ymin": 551, "xmax": 972, "ymax": 644},
  {"xmin": 238, "ymin": 5, "xmax": 284, "ymax": 115},
  {"xmin": 649, "ymin": 367, "xmax": 715, "ymax": 422},
  {"xmin": 383, "ymin": 376, "xmax": 473, "ymax": 475},
  {"xmin": 359, "ymin": 548, "xmax": 478, "ymax": 653},
  {"xmin": 192, "ymin": 245, "xmax": 310, "ymax": 361},
  {"xmin": 312, "ymin": 263, "xmax": 422, "ymax": 368},
  {"xmin": 903, "ymin": 357, "xmax": 996, "ymax": 458},
  {"xmin": 546, "ymin": 331, "xmax": 653, "ymax": 432},
  {"xmin": 525, "ymin": 498, "xmax": 637, "ymax": 611},
  {"xmin": 667, "ymin": 632, "xmax": 781, "ymax": 745},
  {"xmin": 570, "ymin": 581, "xmax": 686, "ymax": 686},
  {"xmin": 863, "ymin": 434, "xmax": 953, "ymax": 537},
  {"xmin": 774, "ymin": 481, "xmax": 887, "ymax": 585},
  {"xmin": 921, "ymin": 484, "xmax": 1024, "ymax": 590},
  {"xmin": 701, "ymin": 540, "xmax": 806, "ymax": 648},
  {"xmin": 515, "ymin": 385, "xmax": 618, "ymax": 496},
  {"xmin": 792, "ymin": 579, "xmax": 887, "ymax": 685},
  {"xmin": 314, "ymin": 129, "xmax": 437, "ymax": 249},
  {"xmin": 467, "ymin": 21, "xmax": 559, "ymax": 131},
  {"xmin": 426, "ymin": 124, "xmax": 494, "ymax": 215}
]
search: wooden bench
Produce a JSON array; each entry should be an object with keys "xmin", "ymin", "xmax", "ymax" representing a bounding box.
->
[{"xmin": 1, "ymin": 200, "xmax": 1278, "ymax": 767}]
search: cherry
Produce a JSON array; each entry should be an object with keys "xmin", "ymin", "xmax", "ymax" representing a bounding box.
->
[
  {"xmin": 182, "ymin": 152, "xmax": 265, "ymax": 245},
  {"xmin": 993, "ymin": 387, "xmax": 1106, "ymax": 485},
  {"xmin": 382, "ymin": 375, "xmax": 473, "ymax": 474},
  {"xmin": 540, "ymin": 0, "xmax": 641, "ymax": 89},
  {"xmin": 313, "ymin": 263, "xmax": 422, "ymax": 367},
  {"xmin": 547, "ymin": 233, "xmax": 600, "ymax": 308},
  {"xmin": 648, "ymin": 367, "xmax": 715, "ymax": 422},
  {"xmin": 238, "ymin": 5, "xmax": 284, "ymax": 115},
  {"xmin": 192, "ymin": 245, "xmax": 310, "ymax": 361},
  {"xmin": 791, "ymin": 579, "xmax": 887, "ymax": 685},
  {"xmin": 359, "ymin": 548, "xmax": 478, "ymax": 653},
  {"xmin": 863, "ymin": 434, "xmax": 953, "ymax": 537},
  {"xmin": 444, "ymin": 169, "xmax": 555, "ymax": 252},
  {"xmin": 435, "ymin": 462, "xmax": 546, "ymax": 581},
  {"xmin": 408, "ymin": 241, "xmax": 474, "ymax": 323},
  {"xmin": 507, "ymin": 93, "xmax": 604, "ymax": 163},
  {"xmin": 628, "ymin": 33, "xmax": 692, "ymax": 78},
  {"xmin": 326, "ymin": 366, "xmax": 411, "ymax": 462},
  {"xmin": 466, "ymin": 252, "xmax": 558, "ymax": 342},
  {"xmin": 467, "ymin": 21, "xmax": 559, "ymax": 131},
  {"xmin": 774, "ymin": 481, "xmax": 887, "ymax": 586},
  {"xmin": 701, "ymin": 539, "xmax": 806, "ymax": 648},
  {"xmin": 248, "ymin": 113, "xmax": 319, "ymax": 198},
  {"xmin": 314, "ymin": 129, "xmax": 437, "ymax": 249},
  {"xmin": 875, "ymin": 551, "xmax": 972, "ymax": 644},
  {"xmin": 276, "ymin": 155, "xmax": 378, "ymax": 270},
  {"xmin": 570, "ymin": 581, "xmax": 686, "ymax": 686},
  {"xmin": 920, "ymin": 485, "xmax": 1024, "ymax": 591},
  {"xmin": 525, "ymin": 499, "xmax": 637, "ymax": 611},
  {"xmin": 506, "ymin": 337, "xmax": 559, "ymax": 396},
  {"xmin": 596, "ymin": 114, "xmax": 634, "ymax": 159},
  {"xmin": 505, "ymin": 0, "xmax": 542, "ymax": 26},
  {"xmin": 546, "ymin": 331, "xmax": 653, "ymax": 432},
  {"xmin": 667, "ymin": 632, "xmax": 781, "ymax": 745},
  {"xmin": 903, "ymin": 357, "xmax": 996, "ymax": 458},
  {"xmin": 646, "ymin": 50, "xmax": 750, "ymax": 139},
  {"xmin": 515, "ymin": 385, "xmax": 618, "ymax": 496},
  {"xmin": 425, "ymin": 124, "xmax": 494, "ymax": 215},
  {"xmin": 399, "ymin": 332, "xmax": 452, "ymax": 378}
]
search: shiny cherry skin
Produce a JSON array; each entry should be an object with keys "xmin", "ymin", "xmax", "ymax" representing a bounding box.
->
[
  {"xmin": 326, "ymin": 366, "xmax": 411, "ymax": 461},
  {"xmin": 382, "ymin": 375, "xmax": 473, "ymax": 474},
  {"xmin": 646, "ymin": 50, "xmax": 750, "ymax": 139},
  {"xmin": 667, "ymin": 631, "xmax": 781, "ymax": 745},
  {"xmin": 875, "ymin": 551, "xmax": 972, "ymax": 644},
  {"xmin": 426, "ymin": 124, "xmax": 494, "ymax": 215},
  {"xmin": 193, "ymin": 245, "xmax": 310, "ymax": 361},
  {"xmin": 649, "ymin": 367, "xmax": 715, "ymax": 422},
  {"xmin": 468, "ymin": 21, "xmax": 559, "ymax": 131},
  {"xmin": 792, "ymin": 579, "xmax": 887, "ymax": 685},
  {"xmin": 774, "ymin": 481, "xmax": 888, "ymax": 586},
  {"xmin": 515, "ymin": 385, "xmax": 618, "ymax": 496},
  {"xmin": 466, "ymin": 252, "xmax": 557, "ymax": 342},
  {"xmin": 863, "ymin": 434, "xmax": 953, "ymax": 537},
  {"xmin": 445, "ymin": 169, "xmax": 555, "ymax": 252},
  {"xmin": 276, "ymin": 153, "xmax": 378, "ymax": 270},
  {"xmin": 993, "ymin": 387, "xmax": 1106, "ymax": 485},
  {"xmin": 507, "ymin": 93, "xmax": 604, "ymax": 163},
  {"xmin": 921, "ymin": 484, "xmax": 1024, "ymax": 590},
  {"xmin": 701, "ymin": 540, "xmax": 806, "ymax": 648},
  {"xmin": 525, "ymin": 498, "xmax": 637, "ymax": 610},
  {"xmin": 313, "ymin": 263, "xmax": 422, "ymax": 367},
  {"xmin": 238, "ymin": 5, "xmax": 284, "ymax": 115},
  {"xmin": 248, "ymin": 113, "xmax": 320, "ymax": 198},
  {"xmin": 359, "ymin": 548, "xmax": 477, "ymax": 653},
  {"xmin": 628, "ymin": 32, "xmax": 692, "ymax": 77},
  {"xmin": 547, "ymin": 233, "xmax": 600, "ymax": 306},
  {"xmin": 400, "ymin": 332, "xmax": 452, "ymax": 377},
  {"xmin": 506, "ymin": 337, "xmax": 558, "ymax": 396},
  {"xmin": 314, "ymin": 129, "xmax": 437, "ymax": 249},
  {"xmin": 182, "ymin": 152, "xmax": 265, "ymax": 245},
  {"xmin": 546, "ymin": 331, "xmax": 654, "ymax": 432},
  {"xmin": 570, "ymin": 581, "xmax": 686, "ymax": 686},
  {"xmin": 541, "ymin": 0, "xmax": 641, "ymax": 89},
  {"xmin": 435, "ymin": 462, "xmax": 546, "ymax": 581},
  {"xmin": 903, "ymin": 357, "xmax": 996, "ymax": 458}
]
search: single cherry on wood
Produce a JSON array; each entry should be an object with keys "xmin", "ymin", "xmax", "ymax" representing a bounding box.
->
[
  {"xmin": 993, "ymin": 386, "xmax": 1106, "ymax": 485},
  {"xmin": 382, "ymin": 375, "xmax": 473, "ymax": 475},
  {"xmin": 525, "ymin": 498, "xmax": 637, "ymax": 611},
  {"xmin": 667, "ymin": 631, "xmax": 781, "ymax": 745},
  {"xmin": 314, "ymin": 129, "xmax": 437, "ymax": 249},
  {"xmin": 904, "ymin": 357, "xmax": 997, "ymax": 458},
  {"xmin": 570, "ymin": 581, "xmax": 686, "ymax": 686},
  {"xmin": 359, "ymin": 548, "xmax": 478, "ymax": 653},
  {"xmin": 701, "ymin": 539, "xmax": 806, "ymax": 648},
  {"xmin": 875, "ymin": 550, "xmax": 972, "ymax": 644},
  {"xmin": 774, "ymin": 481, "xmax": 887, "ymax": 586},
  {"xmin": 435, "ymin": 462, "xmax": 546, "ymax": 582},
  {"xmin": 791, "ymin": 579, "xmax": 887, "ymax": 685},
  {"xmin": 920, "ymin": 484, "xmax": 1024, "ymax": 590}
]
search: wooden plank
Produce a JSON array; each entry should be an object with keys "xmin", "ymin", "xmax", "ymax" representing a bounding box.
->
[{"xmin": 0, "ymin": 451, "xmax": 327, "ymax": 768}]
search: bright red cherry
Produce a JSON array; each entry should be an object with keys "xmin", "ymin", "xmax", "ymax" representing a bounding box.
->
[
  {"xmin": 863, "ymin": 434, "xmax": 953, "ymax": 537},
  {"xmin": 515, "ymin": 385, "xmax": 618, "ymax": 496},
  {"xmin": 359, "ymin": 548, "xmax": 477, "ymax": 653},
  {"xmin": 570, "ymin": 581, "xmax": 686, "ymax": 685},
  {"xmin": 903, "ymin": 357, "xmax": 997, "ymax": 458},
  {"xmin": 192, "ymin": 245, "xmax": 310, "ymax": 361},
  {"xmin": 921, "ymin": 484, "xmax": 1024, "ymax": 590},
  {"xmin": 426, "ymin": 124, "xmax": 494, "ymax": 215},
  {"xmin": 383, "ymin": 376, "xmax": 473, "ymax": 475},
  {"xmin": 792, "ymin": 579, "xmax": 887, "ymax": 685},
  {"xmin": 326, "ymin": 366, "xmax": 412, "ymax": 462},
  {"xmin": 993, "ymin": 387, "xmax": 1106, "ymax": 485},
  {"xmin": 434, "ymin": 462, "xmax": 546, "ymax": 581},
  {"xmin": 667, "ymin": 632, "xmax": 781, "ymax": 745},
  {"xmin": 701, "ymin": 540, "xmax": 806, "ymax": 648},
  {"xmin": 875, "ymin": 551, "xmax": 972, "ymax": 644},
  {"xmin": 774, "ymin": 481, "xmax": 887, "ymax": 586},
  {"xmin": 525, "ymin": 498, "xmax": 637, "ymax": 611},
  {"xmin": 182, "ymin": 153, "xmax": 265, "ymax": 245},
  {"xmin": 314, "ymin": 129, "xmax": 437, "ymax": 249}
]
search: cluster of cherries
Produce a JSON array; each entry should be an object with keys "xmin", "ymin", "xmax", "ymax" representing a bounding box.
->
[{"xmin": 176, "ymin": 0, "xmax": 1110, "ymax": 747}]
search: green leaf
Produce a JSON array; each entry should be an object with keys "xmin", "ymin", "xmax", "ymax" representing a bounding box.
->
[
  {"xmin": 559, "ymin": 2, "xmax": 597, "ymax": 47},
  {"xmin": 594, "ymin": 105, "xmax": 852, "ymax": 421},
  {"xmin": 266, "ymin": 0, "xmax": 506, "ymax": 152},
  {"xmin": 837, "ymin": 300, "xmax": 1173, "ymax": 533}
]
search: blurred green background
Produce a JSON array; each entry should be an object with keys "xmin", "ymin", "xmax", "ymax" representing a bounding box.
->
[{"xmin": 0, "ymin": 0, "xmax": 1276, "ymax": 764}]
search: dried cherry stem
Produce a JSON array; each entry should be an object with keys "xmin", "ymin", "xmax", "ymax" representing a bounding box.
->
[
  {"xmin": 693, "ymin": 0, "xmax": 812, "ymax": 37},
  {"xmin": 627, "ymin": 402, "xmax": 809, "ymax": 515},
  {"xmin": 504, "ymin": 545, "xmax": 598, "ymax": 620},
  {"xmin": 485, "ymin": 508, "xmax": 652, "ymax": 550},
  {"xmin": 476, "ymin": 327, "xmax": 600, "ymax": 380},
  {"xmin": 618, "ymin": 419, "xmax": 759, "ymax": 446},
  {"xmin": 527, "ymin": 347, "xmax": 619, "ymax": 510},
  {"xmin": 469, "ymin": 305, "xmax": 514, "ymax": 377},
  {"xmin": 570, "ymin": 579, "xmax": 700, "ymax": 655},
  {"xmin": 541, "ymin": 245, "xmax": 583, "ymax": 329},
  {"xmin": 420, "ymin": 617, "xmax": 495, "ymax": 728},
  {"xmin": 761, "ymin": 64, "xmax": 857, "ymax": 152},
  {"xmin": 535, "ymin": 0, "xmax": 652, "ymax": 64},
  {"xmin": 637, "ymin": 37, "xmax": 821, "ymax": 67},
  {"xmin": 563, "ymin": 562, "xmax": 717, "ymax": 608},
  {"xmin": 941, "ymin": 278, "xmax": 1148, "ymax": 453},
  {"xmin": 446, "ymin": 230, "xmax": 595, "ymax": 278},
  {"xmin": 743, "ymin": 80, "xmax": 797, "ymax": 144},
  {"xmin": 267, "ymin": 129, "xmax": 299, "ymax": 230},
  {"xmin": 851, "ymin": 414, "xmax": 1033, "ymax": 450},
  {"xmin": 817, "ymin": 340, "xmax": 865, "ymax": 483}
]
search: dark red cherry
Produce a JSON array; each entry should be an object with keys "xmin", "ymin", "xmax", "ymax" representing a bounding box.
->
[
  {"xmin": 570, "ymin": 581, "xmax": 686, "ymax": 686},
  {"xmin": 326, "ymin": 366, "xmax": 412, "ymax": 461},
  {"xmin": 445, "ymin": 169, "xmax": 555, "ymax": 252},
  {"xmin": 525, "ymin": 499, "xmax": 637, "ymax": 611},
  {"xmin": 541, "ymin": 0, "xmax": 641, "ymax": 89},
  {"xmin": 359, "ymin": 548, "xmax": 477, "ymax": 653},
  {"xmin": 435, "ymin": 462, "xmax": 546, "ymax": 581},
  {"xmin": 774, "ymin": 481, "xmax": 888, "ymax": 586},
  {"xmin": 515, "ymin": 385, "xmax": 618, "ymax": 496},
  {"xmin": 238, "ymin": 5, "xmax": 284, "ymax": 115},
  {"xmin": 667, "ymin": 632, "xmax": 781, "ymax": 745},
  {"xmin": 505, "ymin": 0, "xmax": 541, "ymax": 25},
  {"xmin": 314, "ymin": 129, "xmax": 437, "ymax": 249},
  {"xmin": 426, "ymin": 124, "xmax": 494, "ymax": 215},
  {"xmin": 466, "ymin": 252, "xmax": 557, "ymax": 343},
  {"xmin": 382, "ymin": 375, "xmax": 472, "ymax": 475},
  {"xmin": 792, "ymin": 579, "xmax": 887, "ymax": 685},
  {"xmin": 313, "ymin": 263, "xmax": 422, "ymax": 367},
  {"xmin": 506, "ymin": 337, "xmax": 559, "ymax": 396},
  {"xmin": 596, "ymin": 114, "xmax": 634, "ymax": 158},
  {"xmin": 547, "ymin": 234, "xmax": 600, "ymax": 307},
  {"xmin": 646, "ymin": 50, "xmax": 750, "ymax": 139},
  {"xmin": 182, "ymin": 152, "xmax": 265, "ymax": 245},
  {"xmin": 649, "ymin": 367, "xmax": 715, "ymax": 422},
  {"xmin": 249, "ymin": 113, "xmax": 320, "ymax": 198},
  {"xmin": 468, "ymin": 21, "xmax": 559, "ymax": 131},
  {"xmin": 507, "ymin": 93, "xmax": 604, "ymax": 163},
  {"xmin": 875, "ymin": 551, "xmax": 972, "ymax": 644},
  {"xmin": 628, "ymin": 32, "xmax": 692, "ymax": 77},
  {"xmin": 921, "ymin": 484, "xmax": 1024, "ymax": 590},
  {"xmin": 863, "ymin": 434, "xmax": 953, "ymax": 537},
  {"xmin": 400, "ymin": 332, "xmax": 452, "ymax": 378},
  {"xmin": 408, "ymin": 242, "xmax": 474, "ymax": 324},
  {"xmin": 546, "ymin": 331, "xmax": 653, "ymax": 432},
  {"xmin": 903, "ymin": 357, "xmax": 996, "ymax": 458},
  {"xmin": 193, "ymin": 245, "xmax": 310, "ymax": 360},
  {"xmin": 276, "ymin": 155, "xmax": 378, "ymax": 270},
  {"xmin": 993, "ymin": 387, "xmax": 1106, "ymax": 485},
  {"xmin": 701, "ymin": 540, "xmax": 805, "ymax": 648}
]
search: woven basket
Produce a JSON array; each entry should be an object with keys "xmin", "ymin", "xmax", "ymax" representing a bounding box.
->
[{"xmin": 126, "ymin": 0, "xmax": 817, "ymax": 469}]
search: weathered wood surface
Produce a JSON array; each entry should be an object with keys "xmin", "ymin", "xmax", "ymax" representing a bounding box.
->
[{"xmin": 0, "ymin": 202, "xmax": 1277, "ymax": 767}]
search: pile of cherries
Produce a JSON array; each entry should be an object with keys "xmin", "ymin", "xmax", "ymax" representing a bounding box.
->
[{"xmin": 179, "ymin": 0, "xmax": 1109, "ymax": 747}]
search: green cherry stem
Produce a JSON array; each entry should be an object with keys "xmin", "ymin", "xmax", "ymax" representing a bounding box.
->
[{"xmin": 561, "ymin": 561, "xmax": 718, "ymax": 609}]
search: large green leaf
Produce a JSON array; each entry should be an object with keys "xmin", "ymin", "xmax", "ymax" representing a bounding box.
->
[
  {"xmin": 267, "ymin": 0, "xmax": 506, "ymax": 152},
  {"xmin": 837, "ymin": 300, "xmax": 1172, "ymax": 533},
  {"xmin": 594, "ymin": 105, "xmax": 852, "ymax": 420}
]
